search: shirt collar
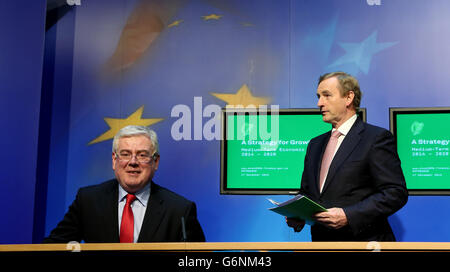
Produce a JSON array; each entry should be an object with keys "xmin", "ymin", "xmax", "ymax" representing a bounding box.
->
[
  {"xmin": 118, "ymin": 182, "xmax": 151, "ymax": 207},
  {"xmin": 332, "ymin": 114, "xmax": 357, "ymax": 136}
]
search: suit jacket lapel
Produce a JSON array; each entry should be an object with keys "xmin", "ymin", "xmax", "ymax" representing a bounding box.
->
[
  {"xmin": 321, "ymin": 118, "xmax": 364, "ymax": 195},
  {"xmin": 137, "ymin": 181, "xmax": 166, "ymax": 242},
  {"xmin": 101, "ymin": 180, "xmax": 120, "ymax": 242}
]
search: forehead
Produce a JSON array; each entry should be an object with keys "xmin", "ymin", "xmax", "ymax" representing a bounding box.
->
[
  {"xmin": 117, "ymin": 135, "xmax": 153, "ymax": 151},
  {"xmin": 317, "ymin": 77, "xmax": 341, "ymax": 94}
]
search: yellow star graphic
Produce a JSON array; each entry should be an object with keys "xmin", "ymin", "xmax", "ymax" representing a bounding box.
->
[
  {"xmin": 202, "ymin": 14, "xmax": 222, "ymax": 20},
  {"xmin": 210, "ymin": 84, "xmax": 271, "ymax": 108},
  {"xmin": 168, "ymin": 20, "xmax": 183, "ymax": 28},
  {"xmin": 88, "ymin": 106, "xmax": 163, "ymax": 145}
]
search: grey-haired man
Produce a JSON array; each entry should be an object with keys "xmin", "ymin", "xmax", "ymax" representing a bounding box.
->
[{"xmin": 44, "ymin": 126, "xmax": 205, "ymax": 243}]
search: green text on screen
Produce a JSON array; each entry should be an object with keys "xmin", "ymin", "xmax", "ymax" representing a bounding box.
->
[
  {"xmin": 396, "ymin": 113, "xmax": 450, "ymax": 190},
  {"xmin": 226, "ymin": 114, "xmax": 330, "ymax": 189}
]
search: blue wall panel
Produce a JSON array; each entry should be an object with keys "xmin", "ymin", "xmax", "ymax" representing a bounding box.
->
[{"xmin": 0, "ymin": 1, "xmax": 46, "ymax": 244}]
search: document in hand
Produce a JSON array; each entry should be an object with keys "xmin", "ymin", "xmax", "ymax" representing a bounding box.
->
[{"xmin": 268, "ymin": 195, "xmax": 327, "ymax": 225}]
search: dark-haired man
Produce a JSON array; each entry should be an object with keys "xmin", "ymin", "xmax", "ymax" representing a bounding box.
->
[{"xmin": 287, "ymin": 72, "xmax": 408, "ymax": 241}]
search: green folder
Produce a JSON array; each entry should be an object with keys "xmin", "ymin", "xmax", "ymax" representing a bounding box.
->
[{"xmin": 268, "ymin": 195, "xmax": 327, "ymax": 225}]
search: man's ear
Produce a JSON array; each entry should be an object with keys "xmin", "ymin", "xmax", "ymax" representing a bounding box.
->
[
  {"xmin": 153, "ymin": 155, "xmax": 160, "ymax": 171},
  {"xmin": 346, "ymin": 91, "xmax": 355, "ymax": 107},
  {"xmin": 112, "ymin": 152, "xmax": 117, "ymax": 171}
]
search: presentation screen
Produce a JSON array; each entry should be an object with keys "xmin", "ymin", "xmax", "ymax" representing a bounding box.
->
[
  {"xmin": 221, "ymin": 108, "xmax": 366, "ymax": 195},
  {"xmin": 390, "ymin": 107, "xmax": 450, "ymax": 195}
]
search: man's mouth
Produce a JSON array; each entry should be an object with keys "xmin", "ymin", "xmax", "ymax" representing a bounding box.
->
[{"xmin": 126, "ymin": 170, "xmax": 141, "ymax": 175}]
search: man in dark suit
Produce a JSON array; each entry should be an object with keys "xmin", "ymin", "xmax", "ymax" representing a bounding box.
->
[
  {"xmin": 44, "ymin": 125, "xmax": 205, "ymax": 243},
  {"xmin": 287, "ymin": 72, "xmax": 408, "ymax": 241}
]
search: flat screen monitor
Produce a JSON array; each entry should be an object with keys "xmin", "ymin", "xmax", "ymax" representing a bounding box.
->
[
  {"xmin": 221, "ymin": 107, "xmax": 367, "ymax": 195},
  {"xmin": 390, "ymin": 107, "xmax": 450, "ymax": 195}
]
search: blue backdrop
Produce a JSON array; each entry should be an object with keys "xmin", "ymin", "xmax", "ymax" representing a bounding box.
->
[
  {"xmin": 0, "ymin": 0, "xmax": 46, "ymax": 244},
  {"xmin": 1, "ymin": 0, "xmax": 450, "ymax": 243}
]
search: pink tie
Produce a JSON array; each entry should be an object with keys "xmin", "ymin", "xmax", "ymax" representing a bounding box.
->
[
  {"xmin": 319, "ymin": 130, "xmax": 342, "ymax": 192},
  {"xmin": 120, "ymin": 194, "xmax": 137, "ymax": 243}
]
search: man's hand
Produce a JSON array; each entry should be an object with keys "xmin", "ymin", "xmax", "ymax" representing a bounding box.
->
[
  {"xmin": 313, "ymin": 207, "xmax": 348, "ymax": 229},
  {"xmin": 286, "ymin": 217, "xmax": 306, "ymax": 232}
]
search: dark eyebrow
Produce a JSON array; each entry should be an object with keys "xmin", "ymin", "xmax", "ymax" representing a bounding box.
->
[{"xmin": 317, "ymin": 90, "xmax": 331, "ymax": 97}]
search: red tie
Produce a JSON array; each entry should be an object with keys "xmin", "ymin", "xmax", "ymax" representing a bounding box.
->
[
  {"xmin": 120, "ymin": 194, "xmax": 137, "ymax": 243},
  {"xmin": 319, "ymin": 130, "xmax": 342, "ymax": 193}
]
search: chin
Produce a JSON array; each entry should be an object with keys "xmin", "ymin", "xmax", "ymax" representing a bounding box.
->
[
  {"xmin": 121, "ymin": 179, "xmax": 143, "ymax": 190},
  {"xmin": 322, "ymin": 117, "xmax": 332, "ymax": 124},
  {"xmin": 124, "ymin": 184, "xmax": 144, "ymax": 193}
]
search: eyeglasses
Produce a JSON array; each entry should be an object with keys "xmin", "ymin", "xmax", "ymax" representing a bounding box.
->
[{"xmin": 115, "ymin": 151, "xmax": 158, "ymax": 164}]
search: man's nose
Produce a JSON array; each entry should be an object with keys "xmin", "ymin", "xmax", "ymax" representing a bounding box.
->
[
  {"xmin": 317, "ymin": 96, "xmax": 324, "ymax": 108},
  {"xmin": 128, "ymin": 155, "xmax": 139, "ymax": 165}
]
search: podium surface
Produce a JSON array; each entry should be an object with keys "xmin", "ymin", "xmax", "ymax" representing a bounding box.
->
[{"xmin": 1, "ymin": 242, "xmax": 450, "ymax": 252}]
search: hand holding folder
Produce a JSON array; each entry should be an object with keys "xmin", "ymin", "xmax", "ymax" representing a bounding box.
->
[{"xmin": 268, "ymin": 194, "xmax": 327, "ymax": 225}]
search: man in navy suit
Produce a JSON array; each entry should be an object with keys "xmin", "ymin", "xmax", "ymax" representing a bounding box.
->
[
  {"xmin": 287, "ymin": 72, "xmax": 408, "ymax": 241},
  {"xmin": 44, "ymin": 125, "xmax": 205, "ymax": 243}
]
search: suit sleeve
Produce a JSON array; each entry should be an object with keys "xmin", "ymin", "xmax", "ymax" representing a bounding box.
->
[
  {"xmin": 183, "ymin": 202, "xmax": 206, "ymax": 242},
  {"xmin": 42, "ymin": 190, "xmax": 84, "ymax": 243},
  {"xmin": 343, "ymin": 130, "xmax": 408, "ymax": 236}
]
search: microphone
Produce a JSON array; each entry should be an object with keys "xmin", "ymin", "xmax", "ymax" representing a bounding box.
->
[{"xmin": 181, "ymin": 216, "xmax": 187, "ymax": 242}]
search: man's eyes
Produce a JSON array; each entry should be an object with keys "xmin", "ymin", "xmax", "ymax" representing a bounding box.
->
[
  {"xmin": 119, "ymin": 152, "xmax": 150, "ymax": 158},
  {"xmin": 317, "ymin": 93, "xmax": 331, "ymax": 98}
]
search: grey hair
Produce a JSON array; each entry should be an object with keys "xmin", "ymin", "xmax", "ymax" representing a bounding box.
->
[{"xmin": 112, "ymin": 125, "xmax": 159, "ymax": 155}]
